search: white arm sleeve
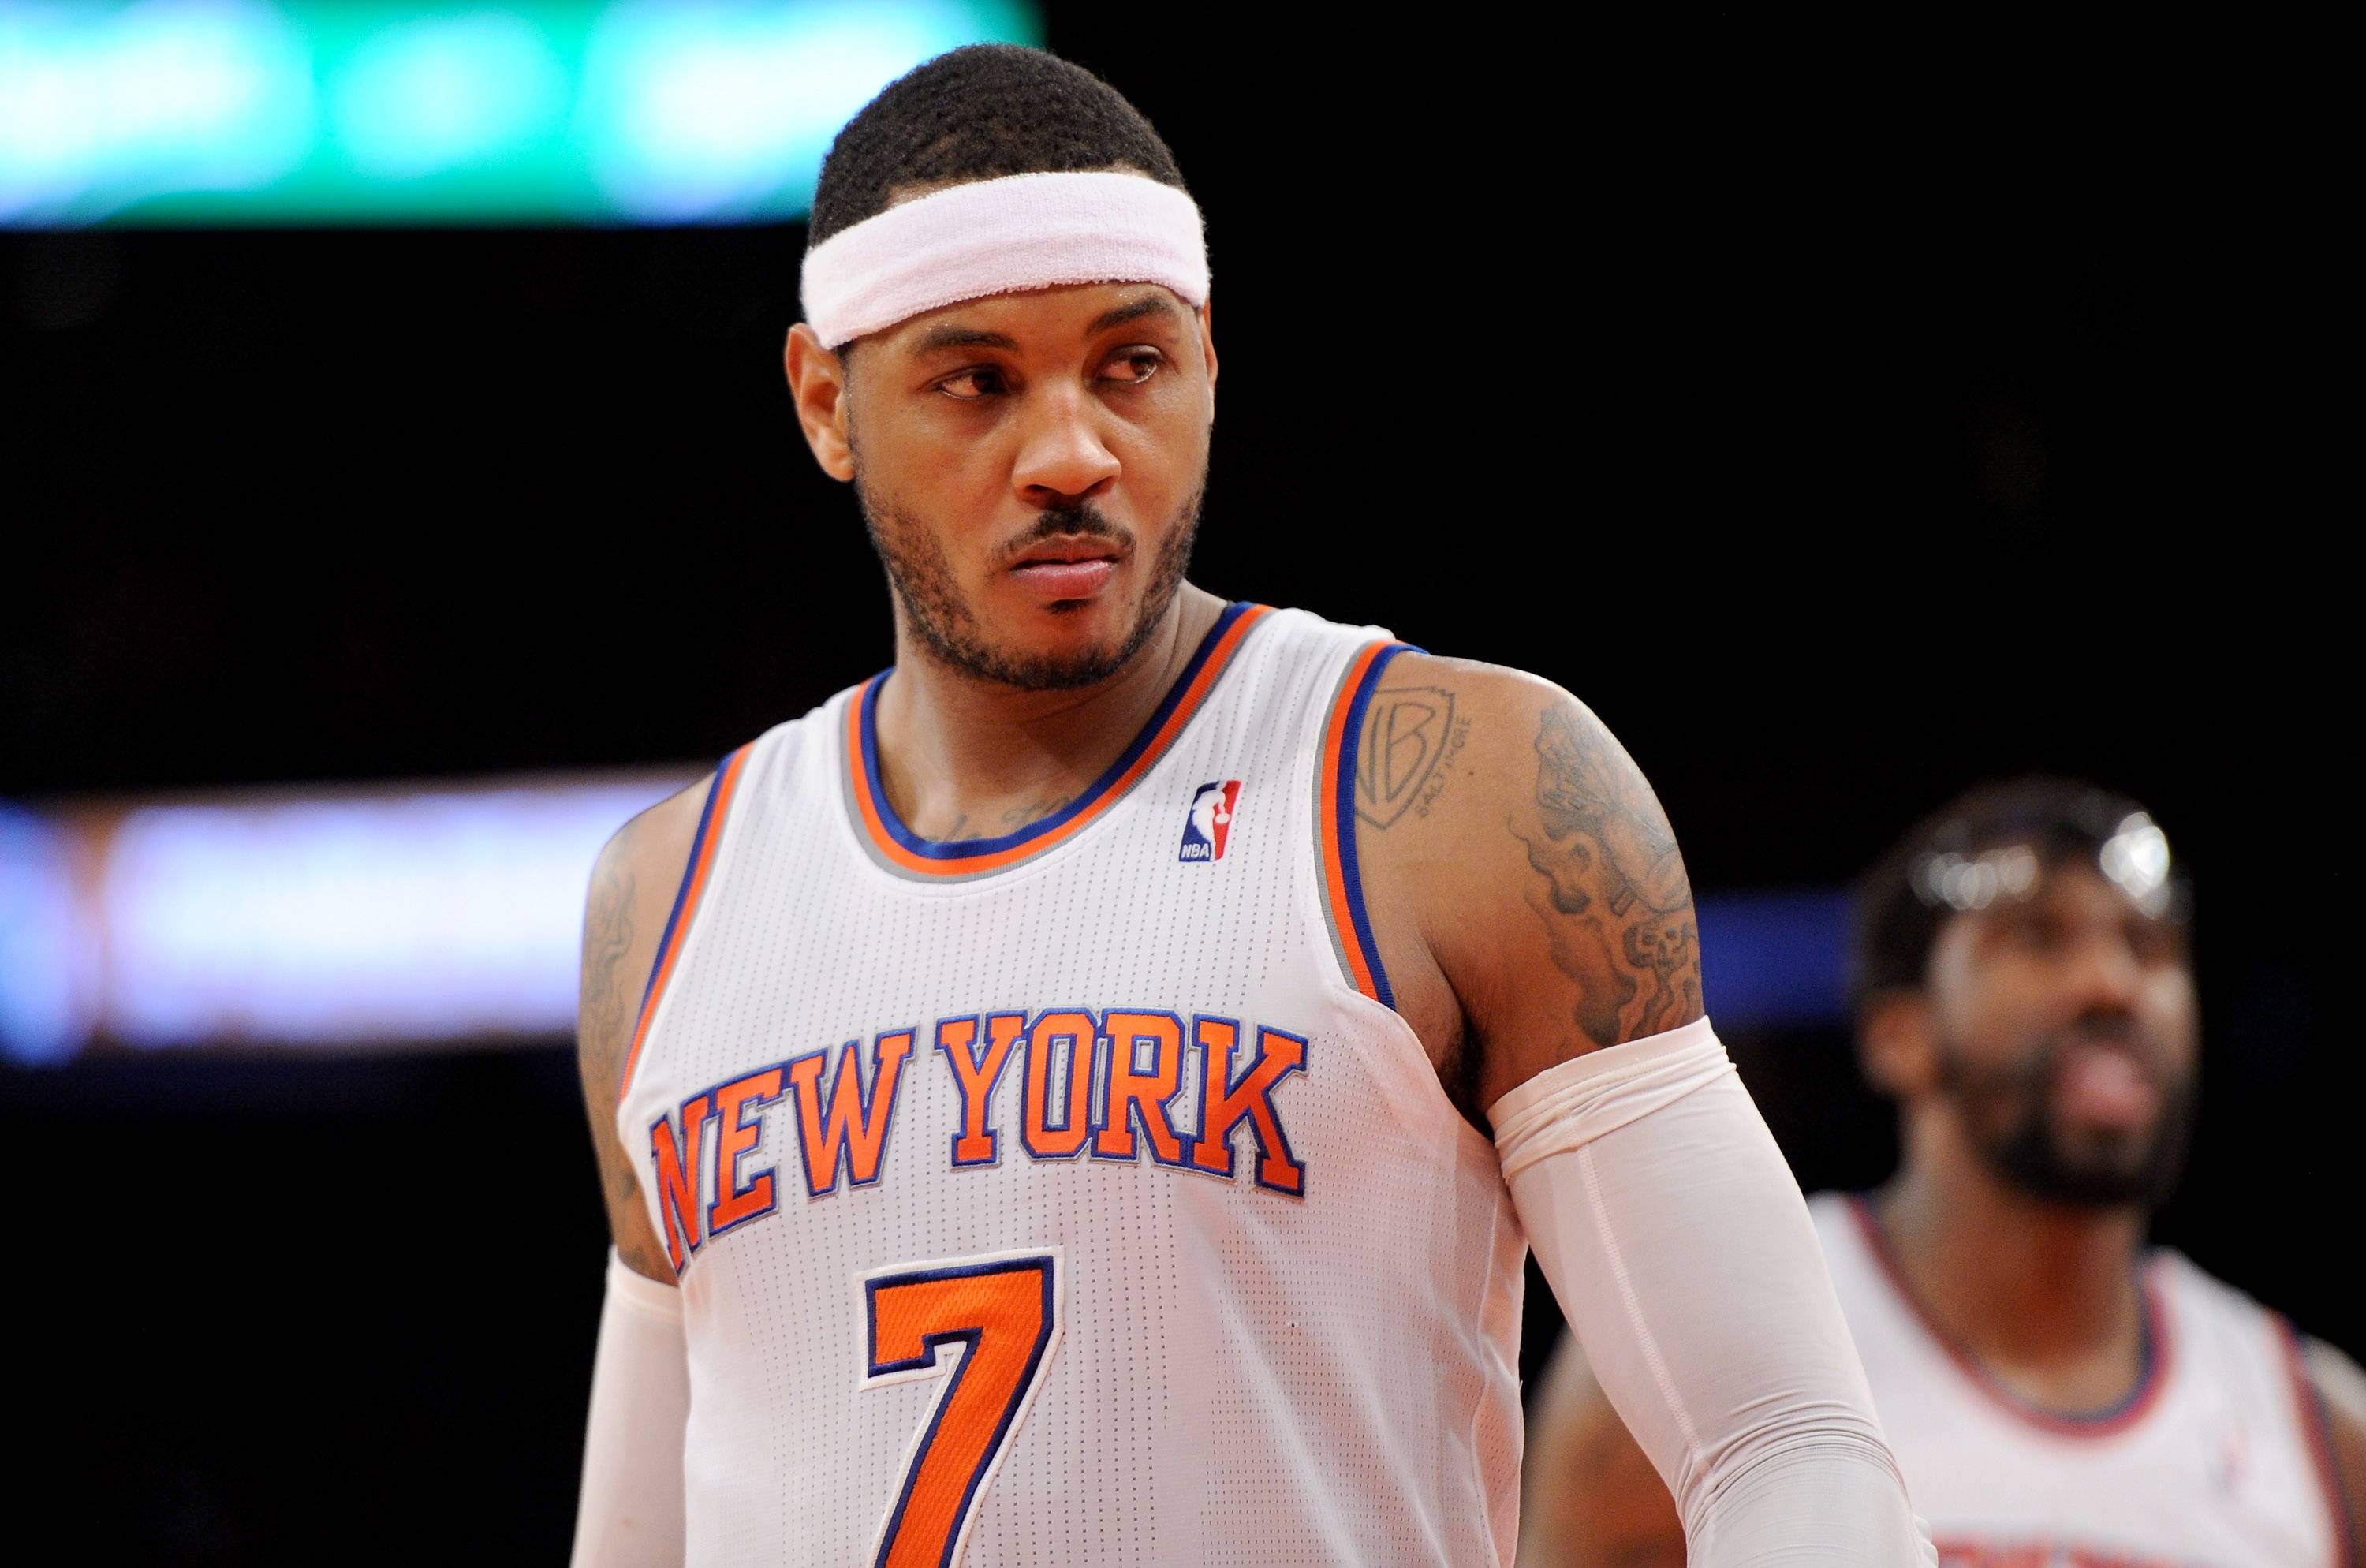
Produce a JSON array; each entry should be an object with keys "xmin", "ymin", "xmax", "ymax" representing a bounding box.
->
[
  {"xmin": 1493, "ymin": 1017, "xmax": 1935, "ymax": 1566},
  {"xmin": 571, "ymin": 1249, "xmax": 690, "ymax": 1568}
]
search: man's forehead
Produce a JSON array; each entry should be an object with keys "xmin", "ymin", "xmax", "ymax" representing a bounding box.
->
[
  {"xmin": 1950, "ymin": 852, "xmax": 2184, "ymax": 939},
  {"xmin": 1916, "ymin": 809, "xmax": 2179, "ymax": 919},
  {"xmin": 2005, "ymin": 859, "xmax": 2157, "ymax": 917},
  {"xmin": 880, "ymin": 282, "xmax": 1191, "ymax": 354}
]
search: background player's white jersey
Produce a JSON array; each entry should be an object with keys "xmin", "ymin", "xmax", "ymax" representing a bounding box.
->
[
  {"xmin": 1808, "ymin": 1192, "xmax": 2350, "ymax": 1567},
  {"xmin": 616, "ymin": 605, "xmax": 1526, "ymax": 1567}
]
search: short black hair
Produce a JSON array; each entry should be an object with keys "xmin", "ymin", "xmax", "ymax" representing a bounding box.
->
[
  {"xmin": 1852, "ymin": 776, "xmax": 2190, "ymax": 1012},
  {"xmin": 809, "ymin": 44, "xmax": 1187, "ymax": 247}
]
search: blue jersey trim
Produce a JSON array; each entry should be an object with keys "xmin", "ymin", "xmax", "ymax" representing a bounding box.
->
[
  {"xmin": 857, "ymin": 601, "xmax": 1255, "ymax": 862},
  {"xmin": 1332, "ymin": 641, "xmax": 1419, "ymax": 1013},
  {"xmin": 1848, "ymin": 1191, "xmax": 2169, "ymax": 1429}
]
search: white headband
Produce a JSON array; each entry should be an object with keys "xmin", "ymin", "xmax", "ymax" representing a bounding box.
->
[{"xmin": 800, "ymin": 170, "xmax": 1209, "ymax": 349}]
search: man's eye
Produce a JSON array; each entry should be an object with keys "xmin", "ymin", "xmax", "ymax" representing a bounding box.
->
[
  {"xmin": 937, "ymin": 368, "xmax": 1006, "ymax": 401},
  {"xmin": 2127, "ymin": 920, "xmax": 2187, "ymax": 966},
  {"xmin": 1099, "ymin": 349, "xmax": 1164, "ymax": 385}
]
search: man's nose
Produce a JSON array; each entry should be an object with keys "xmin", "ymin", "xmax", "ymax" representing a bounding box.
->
[
  {"xmin": 1011, "ymin": 383, "xmax": 1120, "ymax": 504},
  {"xmin": 2064, "ymin": 928, "xmax": 2144, "ymax": 1011}
]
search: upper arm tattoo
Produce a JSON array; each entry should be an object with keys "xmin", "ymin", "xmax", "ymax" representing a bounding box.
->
[
  {"xmin": 579, "ymin": 851, "xmax": 644, "ymax": 1215},
  {"xmin": 582, "ymin": 862, "xmax": 637, "ymax": 1058},
  {"xmin": 1515, "ymin": 702, "xmax": 1700, "ymax": 1050}
]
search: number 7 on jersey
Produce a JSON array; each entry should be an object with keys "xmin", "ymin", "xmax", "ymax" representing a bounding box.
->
[{"xmin": 858, "ymin": 1249, "xmax": 1065, "ymax": 1568}]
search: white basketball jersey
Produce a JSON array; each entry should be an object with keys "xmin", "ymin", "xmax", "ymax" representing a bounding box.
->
[
  {"xmin": 614, "ymin": 604, "xmax": 1527, "ymax": 1567},
  {"xmin": 1809, "ymin": 1193, "xmax": 2350, "ymax": 1568}
]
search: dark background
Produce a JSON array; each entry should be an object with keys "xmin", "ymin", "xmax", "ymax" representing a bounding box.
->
[{"xmin": 2, "ymin": 14, "xmax": 2345, "ymax": 1562}]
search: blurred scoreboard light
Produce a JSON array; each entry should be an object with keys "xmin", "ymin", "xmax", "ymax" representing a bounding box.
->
[
  {"xmin": 0, "ymin": 765, "xmax": 1855, "ymax": 1063},
  {"xmin": 0, "ymin": 0, "xmax": 1043, "ymax": 226},
  {"xmin": 0, "ymin": 770, "xmax": 696, "ymax": 1062}
]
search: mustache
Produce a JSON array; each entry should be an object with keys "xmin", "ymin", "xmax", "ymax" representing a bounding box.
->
[
  {"xmin": 2044, "ymin": 1009, "xmax": 2165, "ymax": 1077},
  {"xmin": 997, "ymin": 503, "xmax": 1134, "ymax": 562},
  {"xmin": 1933, "ymin": 1006, "xmax": 2176, "ymax": 1099},
  {"xmin": 2061, "ymin": 1008, "xmax": 2142, "ymax": 1045}
]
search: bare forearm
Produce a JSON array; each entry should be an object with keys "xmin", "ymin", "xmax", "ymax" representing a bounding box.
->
[{"xmin": 1519, "ymin": 1333, "xmax": 1685, "ymax": 1567}]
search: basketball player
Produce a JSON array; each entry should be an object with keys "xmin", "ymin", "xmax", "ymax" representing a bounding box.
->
[
  {"xmin": 569, "ymin": 45, "xmax": 1929, "ymax": 1566},
  {"xmin": 1520, "ymin": 778, "xmax": 2366, "ymax": 1566}
]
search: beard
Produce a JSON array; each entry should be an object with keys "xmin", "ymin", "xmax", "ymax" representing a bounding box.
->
[
  {"xmin": 853, "ymin": 470, "xmax": 1203, "ymax": 693},
  {"xmin": 1933, "ymin": 1010, "xmax": 2197, "ymax": 1209}
]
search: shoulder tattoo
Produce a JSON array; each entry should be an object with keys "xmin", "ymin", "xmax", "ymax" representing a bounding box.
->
[{"xmin": 1355, "ymin": 686, "xmax": 1472, "ymax": 830}]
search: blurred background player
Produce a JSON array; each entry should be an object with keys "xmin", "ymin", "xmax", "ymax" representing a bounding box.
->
[
  {"xmin": 1520, "ymin": 778, "xmax": 2366, "ymax": 1567},
  {"xmin": 569, "ymin": 41, "xmax": 1928, "ymax": 1568}
]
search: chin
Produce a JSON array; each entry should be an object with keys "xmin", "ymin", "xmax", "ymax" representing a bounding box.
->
[
  {"xmin": 998, "ymin": 581, "xmax": 1139, "ymax": 642},
  {"xmin": 2005, "ymin": 1130, "xmax": 2181, "ymax": 1209},
  {"xmin": 957, "ymin": 611, "xmax": 1140, "ymax": 693}
]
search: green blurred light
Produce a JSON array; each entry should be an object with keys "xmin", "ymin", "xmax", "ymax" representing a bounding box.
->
[
  {"xmin": 334, "ymin": 13, "xmax": 569, "ymax": 182},
  {"xmin": 0, "ymin": 1, "xmax": 1042, "ymax": 226}
]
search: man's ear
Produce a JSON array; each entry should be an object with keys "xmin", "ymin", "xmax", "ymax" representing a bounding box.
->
[
  {"xmin": 1860, "ymin": 987, "xmax": 1941, "ymax": 1101},
  {"xmin": 785, "ymin": 323, "xmax": 855, "ymax": 482}
]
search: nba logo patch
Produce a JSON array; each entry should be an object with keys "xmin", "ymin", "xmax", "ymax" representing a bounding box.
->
[{"xmin": 1179, "ymin": 780, "xmax": 1241, "ymax": 862}]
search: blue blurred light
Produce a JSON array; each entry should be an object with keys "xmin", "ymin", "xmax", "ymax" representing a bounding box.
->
[
  {"xmin": 0, "ymin": 779, "xmax": 1860, "ymax": 1062},
  {"xmin": 1696, "ymin": 889, "xmax": 1854, "ymax": 1030},
  {"xmin": 97, "ymin": 777, "xmax": 693, "ymax": 1047},
  {"xmin": 0, "ymin": 804, "xmax": 95, "ymax": 1064}
]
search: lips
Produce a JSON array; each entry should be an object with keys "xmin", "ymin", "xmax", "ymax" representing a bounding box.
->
[
  {"xmin": 2054, "ymin": 1040, "xmax": 2160, "ymax": 1129},
  {"xmin": 1008, "ymin": 535, "xmax": 1121, "ymax": 600},
  {"xmin": 1009, "ymin": 535, "xmax": 1121, "ymax": 568}
]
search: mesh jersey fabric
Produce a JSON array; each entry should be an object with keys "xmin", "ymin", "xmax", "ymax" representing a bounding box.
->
[
  {"xmin": 1808, "ymin": 1192, "xmax": 2348, "ymax": 1568},
  {"xmin": 615, "ymin": 605, "xmax": 1527, "ymax": 1567}
]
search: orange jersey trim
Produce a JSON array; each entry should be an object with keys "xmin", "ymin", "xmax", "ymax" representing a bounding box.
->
[
  {"xmin": 616, "ymin": 744, "xmax": 752, "ymax": 1104},
  {"xmin": 1317, "ymin": 639, "xmax": 1411, "ymax": 1006}
]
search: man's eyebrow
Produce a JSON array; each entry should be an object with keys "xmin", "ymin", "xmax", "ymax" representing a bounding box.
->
[
  {"xmin": 908, "ymin": 323, "xmax": 1018, "ymax": 355},
  {"xmin": 1086, "ymin": 295, "xmax": 1182, "ymax": 336}
]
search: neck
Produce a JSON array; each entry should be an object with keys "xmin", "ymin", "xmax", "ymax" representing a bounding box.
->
[
  {"xmin": 1875, "ymin": 1128, "xmax": 2150, "ymax": 1407},
  {"xmin": 874, "ymin": 584, "xmax": 1227, "ymax": 839}
]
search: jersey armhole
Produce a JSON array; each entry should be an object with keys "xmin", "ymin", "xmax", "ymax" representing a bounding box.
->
[
  {"xmin": 2275, "ymin": 1312, "xmax": 2360, "ymax": 1568},
  {"xmin": 616, "ymin": 743, "xmax": 753, "ymax": 1105},
  {"xmin": 1312, "ymin": 638, "xmax": 1416, "ymax": 1010}
]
